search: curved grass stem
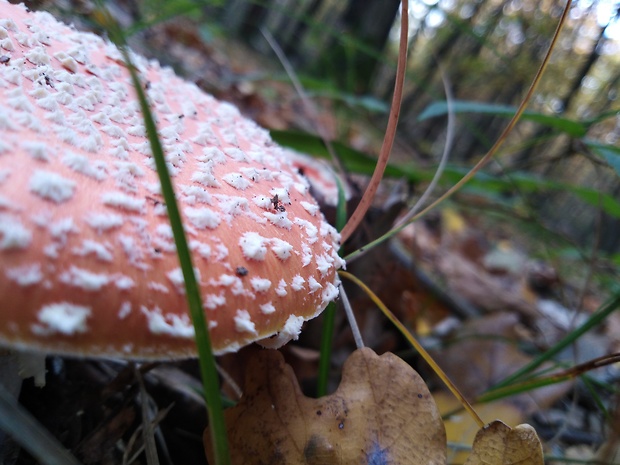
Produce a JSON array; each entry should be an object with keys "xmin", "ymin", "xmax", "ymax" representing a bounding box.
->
[
  {"xmin": 339, "ymin": 0, "xmax": 409, "ymax": 243},
  {"xmin": 338, "ymin": 271, "xmax": 484, "ymax": 429},
  {"xmin": 344, "ymin": 0, "xmax": 573, "ymax": 264},
  {"xmin": 394, "ymin": 69, "xmax": 455, "ymax": 229}
]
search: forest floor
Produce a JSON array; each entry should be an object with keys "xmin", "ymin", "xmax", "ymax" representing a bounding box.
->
[{"xmin": 6, "ymin": 3, "xmax": 620, "ymax": 464}]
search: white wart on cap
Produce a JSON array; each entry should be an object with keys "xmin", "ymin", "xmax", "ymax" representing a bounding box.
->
[{"xmin": 0, "ymin": 2, "xmax": 344, "ymax": 359}]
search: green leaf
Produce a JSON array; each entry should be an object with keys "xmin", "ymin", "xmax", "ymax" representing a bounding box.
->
[
  {"xmin": 320, "ymin": 92, "xmax": 388, "ymax": 113},
  {"xmin": 418, "ymin": 100, "xmax": 587, "ymax": 137},
  {"xmin": 271, "ymin": 129, "xmax": 620, "ymax": 219},
  {"xmin": 504, "ymin": 173, "xmax": 620, "ymax": 218},
  {"xmin": 270, "ymin": 129, "xmax": 419, "ymax": 179},
  {"xmin": 443, "ymin": 167, "xmax": 620, "ymax": 219},
  {"xmin": 127, "ymin": 0, "xmax": 205, "ymax": 35},
  {"xmin": 585, "ymin": 139, "xmax": 620, "ymax": 178}
]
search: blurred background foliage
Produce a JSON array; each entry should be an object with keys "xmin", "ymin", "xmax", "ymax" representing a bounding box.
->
[{"xmin": 194, "ymin": 0, "xmax": 620, "ymax": 281}]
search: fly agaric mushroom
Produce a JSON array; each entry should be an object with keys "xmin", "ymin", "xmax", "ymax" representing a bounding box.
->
[
  {"xmin": 0, "ymin": 2, "xmax": 343, "ymax": 364},
  {"xmin": 286, "ymin": 151, "xmax": 351, "ymax": 208}
]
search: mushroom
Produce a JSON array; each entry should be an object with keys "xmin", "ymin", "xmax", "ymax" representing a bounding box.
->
[
  {"xmin": 0, "ymin": 2, "xmax": 343, "ymax": 371},
  {"xmin": 285, "ymin": 150, "xmax": 351, "ymax": 207}
]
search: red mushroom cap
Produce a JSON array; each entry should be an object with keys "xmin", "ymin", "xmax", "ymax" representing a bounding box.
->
[
  {"xmin": 286, "ymin": 151, "xmax": 351, "ymax": 207},
  {"xmin": 0, "ymin": 2, "xmax": 344, "ymax": 358}
]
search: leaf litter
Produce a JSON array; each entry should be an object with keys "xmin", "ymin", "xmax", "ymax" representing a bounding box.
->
[
  {"xmin": 205, "ymin": 347, "xmax": 550, "ymax": 465},
  {"xmin": 204, "ymin": 348, "xmax": 447, "ymax": 465},
  {"xmin": 4, "ymin": 3, "xmax": 618, "ymax": 465},
  {"xmin": 465, "ymin": 421, "xmax": 543, "ymax": 465}
]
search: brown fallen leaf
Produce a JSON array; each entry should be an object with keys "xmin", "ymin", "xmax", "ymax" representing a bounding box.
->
[
  {"xmin": 434, "ymin": 392, "xmax": 525, "ymax": 464},
  {"xmin": 464, "ymin": 420, "xmax": 544, "ymax": 465},
  {"xmin": 204, "ymin": 347, "xmax": 446, "ymax": 464}
]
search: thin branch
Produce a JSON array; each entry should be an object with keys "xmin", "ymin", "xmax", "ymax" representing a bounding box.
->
[{"xmin": 340, "ymin": 283, "xmax": 365, "ymax": 349}]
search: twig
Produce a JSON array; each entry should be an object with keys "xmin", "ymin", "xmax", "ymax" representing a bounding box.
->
[
  {"xmin": 0, "ymin": 382, "xmax": 83, "ymax": 465},
  {"xmin": 394, "ymin": 67, "xmax": 454, "ymax": 229},
  {"xmin": 339, "ymin": 0, "xmax": 409, "ymax": 243},
  {"xmin": 216, "ymin": 363, "xmax": 243, "ymax": 401},
  {"xmin": 134, "ymin": 365, "xmax": 159, "ymax": 465},
  {"xmin": 340, "ymin": 283, "xmax": 364, "ymax": 349}
]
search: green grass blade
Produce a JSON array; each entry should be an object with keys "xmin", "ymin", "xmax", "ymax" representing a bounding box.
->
[
  {"xmin": 126, "ymin": 0, "xmax": 207, "ymax": 36},
  {"xmin": 586, "ymin": 139, "xmax": 620, "ymax": 179},
  {"xmin": 95, "ymin": 7, "xmax": 230, "ymax": 464},
  {"xmin": 581, "ymin": 376, "xmax": 611, "ymax": 422},
  {"xmin": 317, "ymin": 173, "xmax": 348, "ymax": 397},
  {"xmin": 123, "ymin": 50, "xmax": 230, "ymax": 465},
  {"xmin": 270, "ymin": 129, "xmax": 420, "ymax": 179},
  {"xmin": 272, "ymin": 129, "xmax": 620, "ymax": 221},
  {"xmin": 492, "ymin": 291, "xmax": 620, "ymax": 390},
  {"xmin": 316, "ymin": 302, "xmax": 336, "ymax": 397},
  {"xmin": 418, "ymin": 100, "xmax": 588, "ymax": 137}
]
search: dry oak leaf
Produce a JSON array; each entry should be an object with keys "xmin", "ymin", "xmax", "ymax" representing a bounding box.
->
[
  {"xmin": 204, "ymin": 347, "xmax": 446, "ymax": 464},
  {"xmin": 464, "ymin": 420, "xmax": 543, "ymax": 465}
]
